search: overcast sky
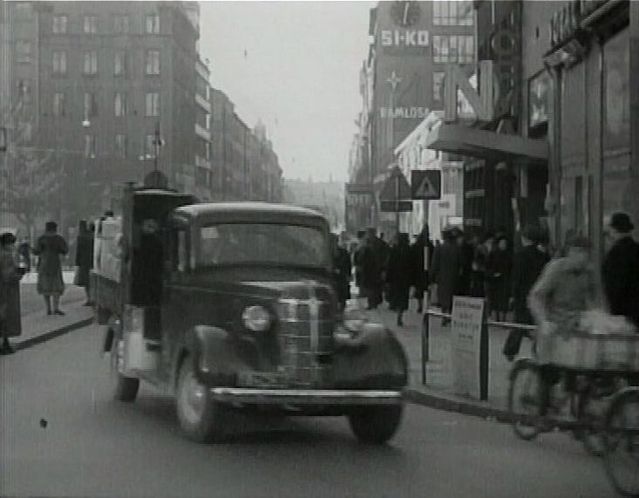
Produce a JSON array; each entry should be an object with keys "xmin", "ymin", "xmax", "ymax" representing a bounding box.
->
[{"xmin": 199, "ymin": 1, "xmax": 373, "ymax": 182}]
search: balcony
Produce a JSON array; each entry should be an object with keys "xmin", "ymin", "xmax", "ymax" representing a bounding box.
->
[
  {"xmin": 195, "ymin": 93, "xmax": 211, "ymax": 113},
  {"xmin": 195, "ymin": 123, "xmax": 210, "ymax": 141}
]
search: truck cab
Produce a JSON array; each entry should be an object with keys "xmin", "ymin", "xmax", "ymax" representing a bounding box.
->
[{"xmin": 95, "ymin": 184, "xmax": 408, "ymax": 444}]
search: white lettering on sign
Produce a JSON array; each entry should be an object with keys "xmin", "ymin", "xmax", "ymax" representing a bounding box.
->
[
  {"xmin": 380, "ymin": 107, "xmax": 429, "ymax": 119},
  {"xmin": 444, "ymin": 60, "xmax": 496, "ymax": 123},
  {"xmin": 451, "ymin": 296, "xmax": 485, "ymax": 399},
  {"xmin": 381, "ymin": 30, "xmax": 429, "ymax": 47}
]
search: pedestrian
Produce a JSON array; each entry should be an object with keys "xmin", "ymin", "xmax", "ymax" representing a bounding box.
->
[
  {"xmin": 360, "ymin": 228, "xmax": 384, "ymax": 310},
  {"xmin": 486, "ymin": 235, "xmax": 513, "ymax": 322},
  {"xmin": 430, "ymin": 226, "xmax": 462, "ymax": 325},
  {"xmin": 411, "ymin": 225, "xmax": 434, "ymax": 313},
  {"xmin": 503, "ymin": 226, "xmax": 551, "ymax": 361},
  {"xmin": 457, "ymin": 230, "xmax": 474, "ymax": 297},
  {"xmin": 0, "ymin": 231, "xmax": 25, "ymax": 354},
  {"xmin": 469, "ymin": 232, "xmax": 494, "ymax": 298},
  {"xmin": 385, "ymin": 233, "xmax": 399, "ymax": 310},
  {"xmin": 33, "ymin": 221, "xmax": 68, "ymax": 316},
  {"xmin": 74, "ymin": 220, "xmax": 95, "ymax": 306},
  {"xmin": 330, "ymin": 233, "xmax": 352, "ymax": 311},
  {"xmin": 387, "ymin": 233, "xmax": 413, "ymax": 326},
  {"xmin": 601, "ymin": 212, "xmax": 639, "ymax": 328},
  {"xmin": 17, "ymin": 237, "xmax": 31, "ymax": 273}
]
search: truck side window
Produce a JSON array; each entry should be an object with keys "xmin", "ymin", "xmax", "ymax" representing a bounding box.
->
[{"xmin": 177, "ymin": 230, "xmax": 188, "ymax": 272}]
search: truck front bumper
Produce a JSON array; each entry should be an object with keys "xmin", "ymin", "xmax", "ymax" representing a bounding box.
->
[{"xmin": 209, "ymin": 388, "xmax": 404, "ymax": 405}]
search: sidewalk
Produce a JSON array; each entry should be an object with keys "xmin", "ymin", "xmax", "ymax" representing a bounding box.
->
[
  {"xmin": 358, "ymin": 297, "xmax": 533, "ymax": 421},
  {"xmin": 13, "ymin": 271, "xmax": 94, "ymax": 351}
]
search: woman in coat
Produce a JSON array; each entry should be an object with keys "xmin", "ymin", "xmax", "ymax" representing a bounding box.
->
[
  {"xmin": 387, "ymin": 233, "xmax": 413, "ymax": 326},
  {"xmin": 486, "ymin": 236, "xmax": 513, "ymax": 321},
  {"xmin": 74, "ymin": 220, "xmax": 95, "ymax": 306},
  {"xmin": 0, "ymin": 231, "xmax": 24, "ymax": 354},
  {"xmin": 33, "ymin": 221, "xmax": 68, "ymax": 316}
]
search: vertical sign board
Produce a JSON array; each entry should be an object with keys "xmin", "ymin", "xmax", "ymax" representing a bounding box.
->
[{"xmin": 451, "ymin": 296, "xmax": 487, "ymax": 400}]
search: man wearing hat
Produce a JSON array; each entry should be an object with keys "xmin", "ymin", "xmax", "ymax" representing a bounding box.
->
[{"xmin": 602, "ymin": 212, "xmax": 639, "ymax": 328}]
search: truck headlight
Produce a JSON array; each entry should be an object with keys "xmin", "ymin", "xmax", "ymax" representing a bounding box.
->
[{"xmin": 242, "ymin": 305, "xmax": 271, "ymax": 332}]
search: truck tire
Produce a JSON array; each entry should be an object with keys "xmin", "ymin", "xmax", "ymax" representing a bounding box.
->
[
  {"xmin": 111, "ymin": 336, "xmax": 140, "ymax": 402},
  {"xmin": 348, "ymin": 404, "xmax": 403, "ymax": 444},
  {"xmin": 176, "ymin": 357, "xmax": 231, "ymax": 443}
]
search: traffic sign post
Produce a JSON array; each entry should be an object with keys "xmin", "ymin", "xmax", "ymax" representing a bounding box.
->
[
  {"xmin": 379, "ymin": 166, "xmax": 412, "ymax": 232},
  {"xmin": 411, "ymin": 170, "xmax": 442, "ymax": 200}
]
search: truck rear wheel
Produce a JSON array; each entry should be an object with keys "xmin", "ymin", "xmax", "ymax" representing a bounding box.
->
[
  {"xmin": 176, "ymin": 358, "xmax": 231, "ymax": 443},
  {"xmin": 111, "ymin": 336, "xmax": 140, "ymax": 402},
  {"xmin": 348, "ymin": 404, "xmax": 403, "ymax": 444}
]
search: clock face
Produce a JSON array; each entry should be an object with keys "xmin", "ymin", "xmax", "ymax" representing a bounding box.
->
[{"xmin": 391, "ymin": 1, "xmax": 421, "ymax": 27}]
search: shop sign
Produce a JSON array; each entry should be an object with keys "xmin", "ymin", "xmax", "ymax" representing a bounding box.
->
[
  {"xmin": 451, "ymin": 296, "xmax": 486, "ymax": 400},
  {"xmin": 380, "ymin": 106, "xmax": 429, "ymax": 119},
  {"xmin": 381, "ymin": 29, "xmax": 429, "ymax": 48},
  {"xmin": 345, "ymin": 183, "xmax": 373, "ymax": 208},
  {"xmin": 444, "ymin": 60, "xmax": 496, "ymax": 123}
]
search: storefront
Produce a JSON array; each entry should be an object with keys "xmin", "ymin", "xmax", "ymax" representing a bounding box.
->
[{"xmin": 544, "ymin": 0, "xmax": 636, "ymax": 260}]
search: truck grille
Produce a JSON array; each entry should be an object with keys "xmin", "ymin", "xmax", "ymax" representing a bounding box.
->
[{"xmin": 277, "ymin": 285, "xmax": 335, "ymax": 387}]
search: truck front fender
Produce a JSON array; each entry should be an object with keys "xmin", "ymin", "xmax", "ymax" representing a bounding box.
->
[
  {"xmin": 179, "ymin": 325, "xmax": 248, "ymax": 387},
  {"xmin": 332, "ymin": 323, "xmax": 409, "ymax": 390}
]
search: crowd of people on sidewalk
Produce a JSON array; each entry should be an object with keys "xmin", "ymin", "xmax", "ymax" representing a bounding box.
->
[
  {"xmin": 335, "ymin": 210, "xmax": 639, "ymax": 364},
  {"xmin": 0, "ymin": 216, "xmax": 99, "ymax": 355}
]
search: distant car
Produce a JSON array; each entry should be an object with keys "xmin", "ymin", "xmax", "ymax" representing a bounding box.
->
[{"xmin": 95, "ymin": 186, "xmax": 408, "ymax": 443}]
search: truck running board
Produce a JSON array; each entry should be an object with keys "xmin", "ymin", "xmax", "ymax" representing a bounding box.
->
[{"xmin": 209, "ymin": 388, "xmax": 404, "ymax": 405}]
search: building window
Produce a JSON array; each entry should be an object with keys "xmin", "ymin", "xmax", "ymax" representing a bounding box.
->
[
  {"xmin": 144, "ymin": 133, "xmax": 158, "ymax": 157},
  {"xmin": 145, "ymin": 50, "xmax": 160, "ymax": 75},
  {"xmin": 114, "ymin": 51, "xmax": 127, "ymax": 76},
  {"xmin": 17, "ymin": 79, "xmax": 32, "ymax": 104},
  {"xmin": 83, "ymin": 50, "xmax": 98, "ymax": 75},
  {"xmin": 433, "ymin": 1, "xmax": 473, "ymax": 26},
  {"xmin": 114, "ymin": 92, "xmax": 127, "ymax": 117},
  {"xmin": 113, "ymin": 15, "xmax": 129, "ymax": 34},
  {"xmin": 145, "ymin": 92, "xmax": 160, "ymax": 116},
  {"xmin": 15, "ymin": 40, "xmax": 32, "ymax": 63},
  {"xmin": 52, "ymin": 15, "xmax": 68, "ymax": 34},
  {"xmin": 83, "ymin": 15, "xmax": 98, "ymax": 34},
  {"xmin": 84, "ymin": 134, "xmax": 97, "ymax": 159},
  {"xmin": 146, "ymin": 14, "xmax": 160, "ymax": 34},
  {"xmin": 433, "ymin": 35, "xmax": 474, "ymax": 63},
  {"xmin": 53, "ymin": 92, "xmax": 66, "ymax": 117},
  {"xmin": 13, "ymin": 3, "xmax": 31, "ymax": 20},
  {"xmin": 52, "ymin": 51, "xmax": 67, "ymax": 75},
  {"xmin": 115, "ymin": 134, "xmax": 127, "ymax": 158},
  {"xmin": 433, "ymin": 72, "xmax": 445, "ymax": 102},
  {"xmin": 84, "ymin": 92, "xmax": 98, "ymax": 118}
]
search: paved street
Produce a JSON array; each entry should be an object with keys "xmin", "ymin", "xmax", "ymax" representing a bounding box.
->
[{"xmin": 0, "ymin": 323, "xmax": 618, "ymax": 498}]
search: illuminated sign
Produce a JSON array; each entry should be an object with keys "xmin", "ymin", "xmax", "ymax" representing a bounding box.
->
[
  {"xmin": 381, "ymin": 30, "xmax": 429, "ymax": 48},
  {"xmin": 380, "ymin": 107, "xmax": 429, "ymax": 119}
]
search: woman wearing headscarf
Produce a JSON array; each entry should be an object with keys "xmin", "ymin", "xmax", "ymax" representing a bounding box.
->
[
  {"xmin": 0, "ymin": 231, "xmax": 25, "ymax": 354},
  {"xmin": 33, "ymin": 221, "xmax": 68, "ymax": 315}
]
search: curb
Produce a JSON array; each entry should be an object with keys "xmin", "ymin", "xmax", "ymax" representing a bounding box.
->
[
  {"xmin": 14, "ymin": 317, "xmax": 95, "ymax": 352},
  {"xmin": 405, "ymin": 388, "xmax": 516, "ymax": 424}
]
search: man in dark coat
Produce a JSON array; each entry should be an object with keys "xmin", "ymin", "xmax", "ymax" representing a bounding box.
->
[
  {"xmin": 0, "ymin": 231, "xmax": 24, "ymax": 354},
  {"xmin": 74, "ymin": 220, "xmax": 95, "ymax": 306},
  {"xmin": 387, "ymin": 233, "xmax": 413, "ymax": 326},
  {"xmin": 503, "ymin": 225, "xmax": 550, "ymax": 361},
  {"xmin": 411, "ymin": 225, "xmax": 434, "ymax": 313},
  {"xmin": 360, "ymin": 228, "xmax": 384, "ymax": 310},
  {"xmin": 330, "ymin": 233, "xmax": 351, "ymax": 311},
  {"xmin": 430, "ymin": 226, "xmax": 462, "ymax": 325},
  {"xmin": 33, "ymin": 221, "xmax": 68, "ymax": 315},
  {"xmin": 602, "ymin": 212, "xmax": 639, "ymax": 328}
]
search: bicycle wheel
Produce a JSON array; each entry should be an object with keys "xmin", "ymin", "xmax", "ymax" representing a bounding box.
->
[
  {"xmin": 508, "ymin": 359, "xmax": 543, "ymax": 441},
  {"xmin": 603, "ymin": 388, "xmax": 639, "ymax": 497}
]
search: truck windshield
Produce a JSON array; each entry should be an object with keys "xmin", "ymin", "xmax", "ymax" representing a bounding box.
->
[{"xmin": 199, "ymin": 223, "xmax": 330, "ymax": 268}]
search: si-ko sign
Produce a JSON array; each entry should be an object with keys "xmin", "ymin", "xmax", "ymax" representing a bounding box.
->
[{"xmin": 381, "ymin": 29, "xmax": 429, "ymax": 48}]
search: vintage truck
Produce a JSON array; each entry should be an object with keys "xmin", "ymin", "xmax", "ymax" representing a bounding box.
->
[{"xmin": 92, "ymin": 182, "xmax": 408, "ymax": 443}]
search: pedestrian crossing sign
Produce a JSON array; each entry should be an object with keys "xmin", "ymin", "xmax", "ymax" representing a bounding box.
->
[{"xmin": 411, "ymin": 170, "xmax": 441, "ymax": 200}]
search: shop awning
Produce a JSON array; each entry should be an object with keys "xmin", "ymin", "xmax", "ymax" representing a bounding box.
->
[{"xmin": 424, "ymin": 123, "xmax": 549, "ymax": 163}]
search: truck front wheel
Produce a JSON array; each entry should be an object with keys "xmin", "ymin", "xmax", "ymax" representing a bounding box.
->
[
  {"xmin": 348, "ymin": 404, "xmax": 403, "ymax": 444},
  {"xmin": 111, "ymin": 336, "xmax": 140, "ymax": 402},
  {"xmin": 176, "ymin": 358, "xmax": 230, "ymax": 443}
]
